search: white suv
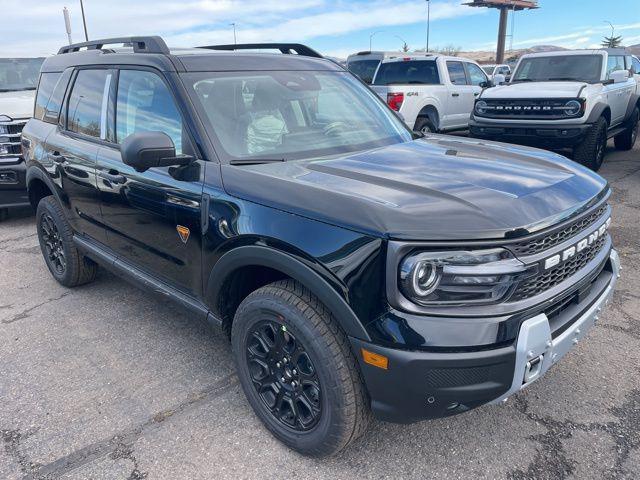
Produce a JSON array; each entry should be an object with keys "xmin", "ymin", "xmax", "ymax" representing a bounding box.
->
[
  {"xmin": 370, "ymin": 55, "xmax": 489, "ymax": 134},
  {"xmin": 470, "ymin": 49, "xmax": 639, "ymax": 170}
]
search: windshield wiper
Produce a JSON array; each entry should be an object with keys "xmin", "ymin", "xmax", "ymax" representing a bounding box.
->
[{"xmin": 229, "ymin": 158, "xmax": 286, "ymax": 166}]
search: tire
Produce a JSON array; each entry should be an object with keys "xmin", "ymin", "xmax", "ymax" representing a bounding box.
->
[
  {"xmin": 231, "ymin": 279, "xmax": 371, "ymax": 457},
  {"xmin": 414, "ymin": 116, "xmax": 436, "ymax": 135},
  {"xmin": 0, "ymin": 208, "xmax": 8, "ymax": 222},
  {"xmin": 614, "ymin": 107, "xmax": 639, "ymax": 151},
  {"xmin": 36, "ymin": 195, "xmax": 98, "ymax": 287},
  {"xmin": 573, "ymin": 116, "xmax": 608, "ymax": 171}
]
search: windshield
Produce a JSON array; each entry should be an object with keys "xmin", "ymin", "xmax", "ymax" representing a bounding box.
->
[
  {"xmin": 373, "ymin": 60, "xmax": 440, "ymax": 85},
  {"xmin": 512, "ymin": 55, "xmax": 602, "ymax": 83},
  {"xmin": 0, "ymin": 58, "xmax": 44, "ymax": 92},
  {"xmin": 183, "ymin": 70, "xmax": 412, "ymax": 163},
  {"xmin": 481, "ymin": 66, "xmax": 494, "ymax": 75},
  {"xmin": 347, "ymin": 60, "xmax": 380, "ymax": 84}
]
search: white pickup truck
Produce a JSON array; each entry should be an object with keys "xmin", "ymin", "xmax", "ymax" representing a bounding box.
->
[{"xmin": 370, "ymin": 55, "xmax": 489, "ymax": 134}]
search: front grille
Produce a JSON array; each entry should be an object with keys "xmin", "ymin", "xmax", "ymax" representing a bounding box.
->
[
  {"xmin": 476, "ymin": 98, "xmax": 583, "ymax": 120},
  {"xmin": 509, "ymin": 204, "xmax": 608, "ymax": 256},
  {"xmin": 0, "ymin": 118, "xmax": 27, "ymax": 160},
  {"xmin": 511, "ymin": 234, "xmax": 608, "ymax": 301}
]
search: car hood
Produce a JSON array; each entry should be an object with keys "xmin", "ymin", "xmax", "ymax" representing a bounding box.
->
[
  {"xmin": 221, "ymin": 136, "xmax": 608, "ymax": 241},
  {"xmin": 0, "ymin": 90, "xmax": 35, "ymax": 120},
  {"xmin": 482, "ymin": 81, "xmax": 590, "ymax": 99}
]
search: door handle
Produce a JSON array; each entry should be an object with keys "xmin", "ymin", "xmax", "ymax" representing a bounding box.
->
[
  {"xmin": 47, "ymin": 151, "xmax": 65, "ymax": 164},
  {"xmin": 452, "ymin": 93, "xmax": 460, "ymax": 97},
  {"xmin": 98, "ymin": 170, "xmax": 127, "ymax": 185}
]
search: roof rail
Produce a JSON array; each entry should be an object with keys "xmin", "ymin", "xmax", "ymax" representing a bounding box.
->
[
  {"xmin": 198, "ymin": 43, "xmax": 323, "ymax": 59},
  {"xmin": 58, "ymin": 36, "xmax": 170, "ymax": 55}
]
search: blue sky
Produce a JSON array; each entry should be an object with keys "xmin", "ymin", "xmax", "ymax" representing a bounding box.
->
[{"xmin": 3, "ymin": 0, "xmax": 639, "ymax": 58}]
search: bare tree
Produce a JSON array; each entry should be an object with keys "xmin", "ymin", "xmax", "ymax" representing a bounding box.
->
[{"xmin": 438, "ymin": 44, "xmax": 462, "ymax": 56}]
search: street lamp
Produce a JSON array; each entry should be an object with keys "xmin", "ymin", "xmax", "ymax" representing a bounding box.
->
[
  {"xmin": 425, "ymin": 0, "xmax": 431, "ymax": 52},
  {"xmin": 604, "ymin": 20, "xmax": 615, "ymax": 38},
  {"xmin": 394, "ymin": 35, "xmax": 408, "ymax": 51},
  {"xmin": 369, "ymin": 31, "xmax": 384, "ymax": 51},
  {"xmin": 230, "ymin": 23, "xmax": 237, "ymax": 45},
  {"xmin": 79, "ymin": 0, "xmax": 89, "ymax": 41}
]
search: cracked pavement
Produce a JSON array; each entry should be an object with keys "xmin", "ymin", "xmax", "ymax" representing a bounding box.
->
[{"xmin": 1, "ymin": 141, "xmax": 639, "ymax": 479}]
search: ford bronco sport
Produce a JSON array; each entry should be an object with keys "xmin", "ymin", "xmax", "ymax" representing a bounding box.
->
[
  {"xmin": 470, "ymin": 49, "xmax": 639, "ymax": 171},
  {"xmin": 23, "ymin": 37, "xmax": 620, "ymax": 457}
]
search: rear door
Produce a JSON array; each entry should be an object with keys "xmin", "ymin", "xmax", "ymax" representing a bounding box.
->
[
  {"xmin": 43, "ymin": 68, "xmax": 112, "ymax": 244},
  {"xmin": 95, "ymin": 67, "xmax": 205, "ymax": 296}
]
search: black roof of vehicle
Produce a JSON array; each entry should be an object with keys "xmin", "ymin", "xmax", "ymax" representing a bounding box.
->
[{"xmin": 42, "ymin": 36, "xmax": 340, "ymax": 73}]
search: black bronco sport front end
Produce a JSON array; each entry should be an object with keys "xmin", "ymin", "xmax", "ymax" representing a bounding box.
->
[{"xmin": 22, "ymin": 36, "xmax": 619, "ymax": 456}]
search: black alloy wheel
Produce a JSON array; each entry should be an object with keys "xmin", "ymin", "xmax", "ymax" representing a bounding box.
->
[{"xmin": 40, "ymin": 212, "xmax": 66, "ymax": 275}]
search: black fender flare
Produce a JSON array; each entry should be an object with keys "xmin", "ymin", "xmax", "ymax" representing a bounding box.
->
[
  {"xmin": 623, "ymin": 93, "xmax": 640, "ymax": 121},
  {"xmin": 415, "ymin": 104, "xmax": 439, "ymax": 130},
  {"xmin": 25, "ymin": 165, "xmax": 64, "ymax": 206},
  {"xmin": 205, "ymin": 245, "xmax": 371, "ymax": 341},
  {"xmin": 586, "ymin": 102, "xmax": 611, "ymax": 124}
]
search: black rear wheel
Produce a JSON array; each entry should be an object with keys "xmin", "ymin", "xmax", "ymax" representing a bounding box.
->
[
  {"xmin": 232, "ymin": 280, "xmax": 371, "ymax": 457},
  {"xmin": 614, "ymin": 107, "xmax": 639, "ymax": 151}
]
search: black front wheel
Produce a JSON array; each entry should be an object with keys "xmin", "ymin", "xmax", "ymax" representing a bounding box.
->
[
  {"xmin": 232, "ymin": 280, "xmax": 371, "ymax": 457},
  {"xmin": 573, "ymin": 117, "xmax": 608, "ymax": 171}
]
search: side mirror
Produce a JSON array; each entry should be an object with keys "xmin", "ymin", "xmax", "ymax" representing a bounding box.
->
[
  {"xmin": 610, "ymin": 69, "xmax": 630, "ymax": 84},
  {"xmin": 480, "ymin": 80, "xmax": 493, "ymax": 89},
  {"xmin": 121, "ymin": 131, "xmax": 193, "ymax": 173},
  {"xmin": 493, "ymin": 74, "xmax": 506, "ymax": 85}
]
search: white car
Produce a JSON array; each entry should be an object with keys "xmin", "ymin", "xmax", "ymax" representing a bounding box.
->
[
  {"xmin": 481, "ymin": 63, "xmax": 511, "ymax": 81},
  {"xmin": 470, "ymin": 49, "xmax": 639, "ymax": 171},
  {"xmin": 370, "ymin": 54, "xmax": 490, "ymax": 134},
  {"xmin": 346, "ymin": 51, "xmax": 432, "ymax": 84}
]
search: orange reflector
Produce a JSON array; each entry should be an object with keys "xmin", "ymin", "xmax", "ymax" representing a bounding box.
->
[{"xmin": 361, "ymin": 348, "xmax": 388, "ymax": 370}]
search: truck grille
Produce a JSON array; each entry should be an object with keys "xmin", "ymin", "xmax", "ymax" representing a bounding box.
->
[
  {"xmin": 476, "ymin": 98, "xmax": 582, "ymax": 120},
  {"xmin": 0, "ymin": 118, "xmax": 27, "ymax": 161},
  {"xmin": 511, "ymin": 234, "xmax": 608, "ymax": 301},
  {"xmin": 509, "ymin": 204, "xmax": 609, "ymax": 256}
]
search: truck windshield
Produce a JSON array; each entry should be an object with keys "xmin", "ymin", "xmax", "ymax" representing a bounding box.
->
[
  {"xmin": 0, "ymin": 58, "xmax": 44, "ymax": 92},
  {"xmin": 373, "ymin": 60, "xmax": 440, "ymax": 85},
  {"xmin": 347, "ymin": 60, "xmax": 380, "ymax": 84},
  {"xmin": 481, "ymin": 66, "xmax": 494, "ymax": 75},
  {"xmin": 512, "ymin": 55, "xmax": 602, "ymax": 83},
  {"xmin": 183, "ymin": 70, "xmax": 412, "ymax": 162}
]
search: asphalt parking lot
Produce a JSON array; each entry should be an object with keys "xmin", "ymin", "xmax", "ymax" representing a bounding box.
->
[{"xmin": 1, "ymin": 141, "xmax": 639, "ymax": 480}]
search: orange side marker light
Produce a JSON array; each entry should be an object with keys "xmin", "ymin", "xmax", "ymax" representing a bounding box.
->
[{"xmin": 361, "ymin": 348, "xmax": 388, "ymax": 370}]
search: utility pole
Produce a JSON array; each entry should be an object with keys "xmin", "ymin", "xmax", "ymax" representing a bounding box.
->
[
  {"xmin": 63, "ymin": 7, "xmax": 73, "ymax": 45},
  {"xmin": 79, "ymin": 0, "xmax": 89, "ymax": 41},
  {"xmin": 425, "ymin": 0, "xmax": 431, "ymax": 52},
  {"xmin": 230, "ymin": 23, "xmax": 237, "ymax": 45}
]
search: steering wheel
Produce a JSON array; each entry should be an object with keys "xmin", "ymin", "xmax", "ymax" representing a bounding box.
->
[{"xmin": 323, "ymin": 121, "xmax": 347, "ymax": 137}]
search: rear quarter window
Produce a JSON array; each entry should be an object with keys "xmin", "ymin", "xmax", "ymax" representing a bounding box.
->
[
  {"xmin": 34, "ymin": 73, "xmax": 61, "ymax": 120},
  {"xmin": 42, "ymin": 69, "xmax": 72, "ymax": 124}
]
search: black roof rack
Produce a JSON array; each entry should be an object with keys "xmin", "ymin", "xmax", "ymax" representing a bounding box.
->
[
  {"xmin": 198, "ymin": 43, "xmax": 323, "ymax": 59},
  {"xmin": 58, "ymin": 36, "xmax": 170, "ymax": 55}
]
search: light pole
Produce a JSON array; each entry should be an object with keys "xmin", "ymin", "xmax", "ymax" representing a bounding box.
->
[
  {"xmin": 230, "ymin": 23, "xmax": 237, "ymax": 45},
  {"xmin": 369, "ymin": 31, "xmax": 384, "ymax": 51},
  {"xmin": 394, "ymin": 35, "xmax": 408, "ymax": 51},
  {"xmin": 79, "ymin": 0, "xmax": 88, "ymax": 41},
  {"xmin": 425, "ymin": 0, "xmax": 431, "ymax": 52},
  {"xmin": 63, "ymin": 7, "xmax": 73, "ymax": 45},
  {"xmin": 604, "ymin": 20, "xmax": 615, "ymax": 38}
]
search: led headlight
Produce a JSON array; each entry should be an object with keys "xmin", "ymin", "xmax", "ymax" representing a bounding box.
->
[
  {"xmin": 399, "ymin": 248, "xmax": 534, "ymax": 306},
  {"xmin": 475, "ymin": 100, "xmax": 488, "ymax": 115},
  {"xmin": 563, "ymin": 99, "xmax": 582, "ymax": 117}
]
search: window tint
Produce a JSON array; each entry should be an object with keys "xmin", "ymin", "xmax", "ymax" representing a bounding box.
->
[
  {"xmin": 347, "ymin": 60, "xmax": 381, "ymax": 84},
  {"xmin": 67, "ymin": 69, "xmax": 111, "ymax": 138},
  {"xmin": 43, "ymin": 69, "xmax": 72, "ymax": 124},
  {"xmin": 606, "ymin": 55, "xmax": 626, "ymax": 77},
  {"xmin": 446, "ymin": 61, "xmax": 467, "ymax": 85},
  {"xmin": 466, "ymin": 63, "xmax": 487, "ymax": 86},
  {"xmin": 34, "ymin": 73, "xmax": 60, "ymax": 120},
  {"xmin": 632, "ymin": 57, "xmax": 640, "ymax": 75},
  {"xmin": 116, "ymin": 70, "xmax": 183, "ymax": 154},
  {"xmin": 373, "ymin": 60, "xmax": 440, "ymax": 85}
]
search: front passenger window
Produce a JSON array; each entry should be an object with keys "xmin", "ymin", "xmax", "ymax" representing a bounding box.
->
[{"xmin": 116, "ymin": 70, "xmax": 184, "ymax": 154}]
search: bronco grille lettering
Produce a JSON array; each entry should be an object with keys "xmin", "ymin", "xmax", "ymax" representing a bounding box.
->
[{"xmin": 543, "ymin": 218, "xmax": 610, "ymax": 270}]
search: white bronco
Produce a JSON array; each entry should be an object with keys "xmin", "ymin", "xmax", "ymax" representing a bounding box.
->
[
  {"xmin": 470, "ymin": 49, "xmax": 639, "ymax": 171},
  {"xmin": 370, "ymin": 54, "xmax": 490, "ymax": 135}
]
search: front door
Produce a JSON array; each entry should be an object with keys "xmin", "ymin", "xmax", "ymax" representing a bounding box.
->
[
  {"xmin": 445, "ymin": 61, "xmax": 473, "ymax": 129},
  {"xmin": 95, "ymin": 68, "xmax": 205, "ymax": 296}
]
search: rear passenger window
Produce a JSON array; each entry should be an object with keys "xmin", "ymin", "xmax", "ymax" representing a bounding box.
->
[
  {"xmin": 631, "ymin": 57, "xmax": 640, "ymax": 75},
  {"xmin": 34, "ymin": 73, "xmax": 61, "ymax": 120},
  {"xmin": 43, "ymin": 69, "xmax": 72, "ymax": 124},
  {"xmin": 446, "ymin": 61, "xmax": 467, "ymax": 85},
  {"xmin": 116, "ymin": 70, "xmax": 184, "ymax": 154},
  {"xmin": 606, "ymin": 56, "xmax": 626, "ymax": 77},
  {"xmin": 67, "ymin": 69, "xmax": 111, "ymax": 138}
]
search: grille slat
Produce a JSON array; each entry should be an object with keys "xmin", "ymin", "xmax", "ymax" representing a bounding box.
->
[{"xmin": 0, "ymin": 119, "xmax": 27, "ymax": 158}]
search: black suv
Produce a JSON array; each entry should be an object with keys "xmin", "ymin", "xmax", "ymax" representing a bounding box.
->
[{"xmin": 23, "ymin": 36, "xmax": 620, "ymax": 456}]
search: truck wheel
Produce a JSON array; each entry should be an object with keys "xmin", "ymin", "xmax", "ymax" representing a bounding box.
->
[
  {"xmin": 613, "ymin": 107, "xmax": 639, "ymax": 151},
  {"xmin": 573, "ymin": 117, "xmax": 607, "ymax": 171},
  {"xmin": 414, "ymin": 116, "xmax": 436, "ymax": 135},
  {"xmin": 231, "ymin": 279, "xmax": 371, "ymax": 457},
  {"xmin": 36, "ymin": 196, "xmax": 97, "ymax": 287}
]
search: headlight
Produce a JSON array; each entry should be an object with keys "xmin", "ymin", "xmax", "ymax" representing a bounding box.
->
[
  {"xmin": 399, "ymin": 248, "xmax": 534, "ymax": 306},
  {"xmin": 563, "ymin": 99, "xmax": 582, "ymax": 116},
  {"xmin": 475, "ymin": 100, "xmax": 488, "ymax": 115}
]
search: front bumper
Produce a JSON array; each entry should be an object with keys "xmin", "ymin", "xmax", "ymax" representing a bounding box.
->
[
  {"xmin": 0, "ymin": 158, "xmax": 28, "ymax": 209},
  {"xmin": 351, "ymin": 249, "xmax": 620, "ymax": 424},
  {"xmin": 469, "ymin": 118, "xmax": 593, "ymax": 148}
]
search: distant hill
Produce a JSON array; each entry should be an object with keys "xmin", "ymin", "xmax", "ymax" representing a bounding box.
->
[
  {"xmin": 456, "ymin": 45, "xmax": 567, "ymax": 64},
  {"xmin": 627, "ymin": 44, "xmax": 640, "ymax": 56}
]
